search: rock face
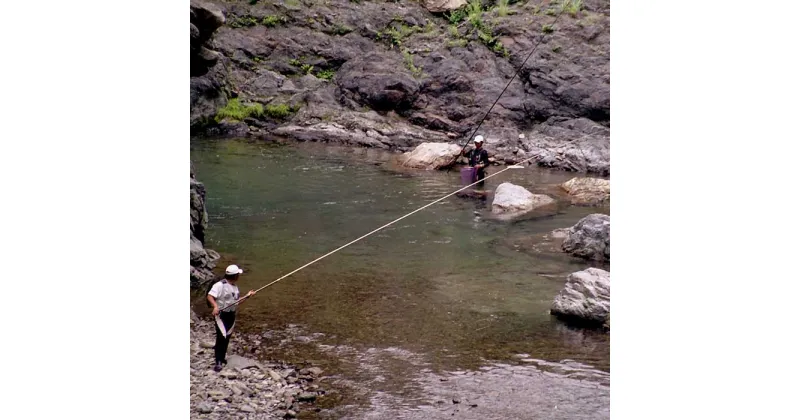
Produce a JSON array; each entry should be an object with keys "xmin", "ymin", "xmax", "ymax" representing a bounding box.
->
[
  {"xmin": 560, "ymin": 177, "xmax": 610, "ymax": 205},
  {"xmin": 188, "ymin": 0, "xmax": 610, "ymax": 174},
  {"xmin": 562, "ymin": 214, "xmax": 610, "ymax": 262},
  {"xmin": 422, "ymin": 0, "xmax": 468, "ymax": 13},
  {"xmin": 551, "ymin": 268, "xmax": 610, "ymax": 325},
  {"xmin": 396, "ymin": 142, "xmax": 462, "ymax": 169},
  {"xmin": 191, "ymin": 169, "xmax": 219, "ymax": 287},
  {"xmin": 491, "ymin": 183, "xmax": 556, "ymax": 216},
  {"xmin": 190, "ymin": 1, "xmax": 228, "ymax": 129}
]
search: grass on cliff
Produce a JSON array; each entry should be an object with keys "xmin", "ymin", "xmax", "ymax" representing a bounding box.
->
[
  {"xmin": 402, "ymin": 49, "xmax": 424, "ymax": 78},
  {"xmin": 215, "ymin": 99, "xmax": 264, "ymax": 122}
]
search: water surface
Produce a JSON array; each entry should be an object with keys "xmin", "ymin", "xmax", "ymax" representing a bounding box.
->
[{"xmin": 191, "ymin": 138, "xmax": 610, "ymax": 419}]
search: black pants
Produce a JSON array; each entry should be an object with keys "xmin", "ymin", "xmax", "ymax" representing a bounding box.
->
[
  {"xmin": 476, "ymin": 168, "xmax": 486, "ymax": 188},
  {"xmin": 214, "ymin": 311, "xmax": 236, "ymax": 364}
]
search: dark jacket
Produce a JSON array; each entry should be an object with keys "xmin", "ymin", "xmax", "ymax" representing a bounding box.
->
[{"xmin": 465, "ymin": 148, "xmax": 490, "ymax": 171}]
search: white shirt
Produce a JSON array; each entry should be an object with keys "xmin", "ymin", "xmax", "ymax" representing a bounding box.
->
[{"xmin": 208, "ymin": 279, "xmax": 240, "ymax": 312}]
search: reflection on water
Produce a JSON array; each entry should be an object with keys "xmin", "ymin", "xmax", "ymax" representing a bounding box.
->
[{"xmin": 191, "ymin": 138, "xmax": 610, "ymax": 418}]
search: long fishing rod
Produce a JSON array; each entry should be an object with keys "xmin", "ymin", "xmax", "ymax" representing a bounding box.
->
[
  {"xmin": 447, "ymin": 6, "xmax": 567, "ymax": 170},
  {"xmin": 220, "ymin": 153, "xmax": 540, "ymax": 312}
]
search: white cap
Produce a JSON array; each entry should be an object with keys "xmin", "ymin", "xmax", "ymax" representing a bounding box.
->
[
  {"xmin": 225, "ymin": 264, "xmax": 244, "ymax": 275},
  {"xmin": 474, "ymin": 135, "xmax": 484, "ymax": 144}
]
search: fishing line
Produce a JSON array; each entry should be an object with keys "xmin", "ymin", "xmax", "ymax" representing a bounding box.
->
[{"xmin": 220, "ymin": 154, "xmax": 540, "ymax": 311}]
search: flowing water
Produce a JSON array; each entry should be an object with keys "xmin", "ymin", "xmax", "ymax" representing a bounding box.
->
[{"xmin": 191, "ymin": 138, "xmax": 610, "ymax": 419}]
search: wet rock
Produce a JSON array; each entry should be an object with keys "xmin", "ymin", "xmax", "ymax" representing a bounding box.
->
[
  {"xmin": 394, "ymin": 142, "xmax": 462, "ymax": 170},
  {"xmin": 562, "ymin": 214, "xmax": 610, "ymax": 262},
  {"xmin": 285, "ymin": 409, "xmax": 297, "ymax": 418},
  {"xmin": 560, "ymin": 177, "xmax": 610, "ymax": 206},
  {"xmin": 551, "ymin": 268, "xmax": 610, "ymax": 325},
  {"xmin": 525, "ymin": 118, "xmax": 610, "ymax": 175},
  {"xmin": 491, "ymin": 182, "xmax": 556, "ymax": 217}
]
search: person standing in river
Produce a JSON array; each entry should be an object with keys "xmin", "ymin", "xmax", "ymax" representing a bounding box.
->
[
  {"xmin": 207, "ymin": 264, "xmax": 255, "ymax": 372},
  {"xmin": 463, "ymin": 135, "xmax": 491, "ymax": 188}
]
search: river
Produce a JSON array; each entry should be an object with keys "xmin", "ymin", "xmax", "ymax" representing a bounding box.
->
[{"xmin": 191, "ymin": 137, "xmax": 610, "ymax": 419}]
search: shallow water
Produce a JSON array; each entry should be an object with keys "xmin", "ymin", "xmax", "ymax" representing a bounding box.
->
[{"xmin": 191, "ymin": 138, "xmax": 610, "ymax": 419}]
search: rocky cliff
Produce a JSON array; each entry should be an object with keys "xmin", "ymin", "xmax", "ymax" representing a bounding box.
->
[
  {"xmin": 190, "ymin": 0, "xmax": 610, "ymax": 175},
  {"xmin": 191, "ymin": 165, "xmax": 220, "ymax": 287}
]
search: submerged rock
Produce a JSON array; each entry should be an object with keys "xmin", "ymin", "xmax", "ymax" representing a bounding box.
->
[
  {"xmin": 551, "ymin": 268, "xmax": 610, "ymax": 325},
  {"xmin": 562, "ymin": 214, "xmax": 610, "ymax": 262},
  {"xmin": 491, "ymin": 183, "xmax": 556, "ymax": 217},
  {"xmin": 395, "ymin": 142, "xmax": 462, "ymax": 170},
  {"xmin": 560, "ymin": 177, "xmax": 610, "ymax": 206}
]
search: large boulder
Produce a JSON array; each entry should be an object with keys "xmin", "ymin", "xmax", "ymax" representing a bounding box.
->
[
  {"xmin": 560, "ymin": 177, "xmax": 610, "ymax": 206},
  {"xmin": 422, "ymin": 0, "xmax": 468, "ymax": 13},
  {"xmin": 491, "ymin": 183, "xmax": 556, "ymax": 216},
  {"xmin": 551, "ymin": 268, "xmax": 610, "ymax": 325},
  {"xmin": 562, "ymin": 214, "xmax": 610, "ymax": 262},
  {"xmin": 190, "ymin": 171, "xmax": 219, "ymax": 287},
  {"xmin": 395, "ymin": 142, "xmax": 462, "ymax": 170},
  {"xmin": 190, "ymin": 1, "xmax": 225, "ymax": 77},
  {"xmin": 336, "ymin": 52, "xmax": 421, "ymax": 112}
]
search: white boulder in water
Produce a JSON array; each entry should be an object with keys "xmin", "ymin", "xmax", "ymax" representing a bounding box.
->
[
  {"xmin": 560, "ymin": 177, "xmax": 610, "ymax": 206},
  {"xmin": 397, "ymin": 142, "xmax": 462, "ymax": 170},
  {"xmin": 491, "ymin": 182, "xmax": 556, "ymax": 216},
  {"xmin": 551, "ymin": 268, "xmax": 610, "ymax": 325},
  {"xmin": 562, "ymin": 213, "xmax": 610, "ymax": 262}
]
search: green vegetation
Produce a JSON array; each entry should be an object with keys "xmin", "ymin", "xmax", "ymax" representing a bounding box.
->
[
  {"xmin": 545, "ymin": 8, "xmax": 557, "ymax": 16},
  {"xmin": 496, "ymin": 0, "xmax": 510, "ymax": 17},
  {"xmin": 316, "ymin": 68, "xmax": 336, "ymax": 80},
  {"xmin": 448, "ymin": 25, "xmax": 460, "ymax": 38},
  {"xmin": 332, "ymin": 24, "xmax": 354, "ymax": 35},
  {"xmin": 447, "ymin": 7, "xmax": 468, "ymax": 24},
  {"xmin": 229, "ymin": 16, "xmax": 259, "ymax": 28},
  {"xmin": 215, "ymin": 99, "xmax": 264, "ymax": 122},
  {"xmin": 262, "ymin": 15, "xmax": 284, "ymax": 27},
  {"xmin": 542, "ymin": 24, "xmax": 554, "ymax": 33},
  {"xmin": 264, "ymin": 103, "xmax": 299, "ymax": 119},
  {"xmin": 447, "ymin": 39, "xmax": 469, "ymax": 48},
  {"xmin": 561, "ymin": 0, "xmax": 583, "ymax": 17},
  {"xmin": 376, "ymin": 22, "xmax": 422, "ymax": 48},
  {"xmin": 300, "ymin": 63, "xmax": 314, "ymax": 74},
  {"xmin": 289, "ymin": 58, "xmax": 302, "ymax": 67},
  {"xmin": 466, "ymin": 0, "xmax": 485, "ymax": 29},
  {"xmin": 285, "ymin": 0, "xmax": 301, "ymax": 8},
  {"xmin": 402, "ymin": 49, "xmax": 423, "ymax": 78}
]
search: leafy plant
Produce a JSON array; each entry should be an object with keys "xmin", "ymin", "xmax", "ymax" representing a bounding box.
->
[
  {"xmin": 262, "ymin": 15, "xmax": 284, "ymax": 27},
  {"xmin": 333, "ymin": 24, "xmax": 353, "ymax": 35},
  {"xmin": 402, "ymin": 49, "xmax": 423, "ymax": 78},
  {"xmin": 316, "ymin": 68, "xmax": 336, "ymax": 80},
  {"xmin": 542, "ymin": 24, "xmax": 554, "ymax": 33},
  {"xmin": 447, "ymin": 7, "xmax": 468, "ymax": 24},
  {"xmin": 447, "ymin": 39, "xmax": 469, "ymax": 48},
  {"xmin": 300, "ymin": 63, "xmax": 314, "ymax": 74},
  {"xmin": 215, "ymin": 98, "xmax": 264, "ymax": 122},
  {"xmin": 289, "ymin": 58, "xmax": 302, "ymax": 67},
  {"xmin": 377, "ymin": 23, "xmax": 420, "ymax": 48},
  {"xmin": 229, "ymin": 16, "xmax": 259, "ymax": 28},
  {"xmin": 264, "ymin": 103, "xmax": 297, "ymax": 119},
  {"xmin": 561, "ymin": 0, "xmax": 583, "ymax": 17},
  {"xmin": 448, "ymin": 25, "xmax": 460, "ymax": 38},
  {"xmin": 466, "ymin": 0, "xmax": 484, "ymax": 29},
  {"xmin": 496, "ymin": 0, "xmax": 510, "ymax": 17}
]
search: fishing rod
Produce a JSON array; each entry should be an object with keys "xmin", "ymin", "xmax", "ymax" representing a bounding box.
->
[
  {"xmin": 447, "ymin": 6, "xmax": 567, "ymax": 170},
  {"xmin": 219, "ymin": 153, "xmax": 541, "ymax": 312}
]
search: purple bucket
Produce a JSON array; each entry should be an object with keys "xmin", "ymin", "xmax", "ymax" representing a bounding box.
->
[{"xmin": 460, "ymin": 167, "xmax": 477, "ymax": 185}]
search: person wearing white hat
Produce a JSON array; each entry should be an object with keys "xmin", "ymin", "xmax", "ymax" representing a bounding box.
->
[
  {"xmin": 207, "ymin": 264, "xmax": 255, "ymax": 372},
  {"xmin": 462, "ymin": 135, "xmax": 491, "ymax": 188}
]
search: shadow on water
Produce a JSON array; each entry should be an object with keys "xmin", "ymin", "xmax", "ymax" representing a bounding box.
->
[{"xmin": 190, "ymin": 138, "xmax": 610, "ymax": 419}]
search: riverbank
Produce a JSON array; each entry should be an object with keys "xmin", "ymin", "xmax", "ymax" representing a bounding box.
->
[{"xmin": 190, "ymin": 310, "xmax": 325, "ymax": 419}]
